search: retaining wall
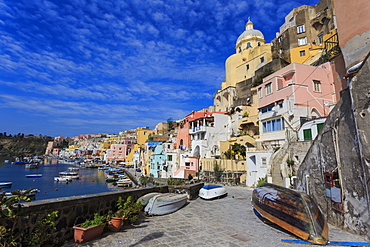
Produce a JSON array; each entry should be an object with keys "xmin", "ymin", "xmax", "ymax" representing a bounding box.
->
[{"xmin": 14, "ymin": 183, "xmax": 203, "ymax": 246}]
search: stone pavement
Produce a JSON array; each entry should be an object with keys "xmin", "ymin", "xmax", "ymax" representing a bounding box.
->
[{"xmin": 63, "ymin": 186, "xmax": 367, "ymax": 247}]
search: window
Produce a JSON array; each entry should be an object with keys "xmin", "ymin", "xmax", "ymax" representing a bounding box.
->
[
  {"xmin": 246, "ymin": 42, "xmax": 252, "ymax": 49},
  {"xmin": 258, "ymin": 87, "xmax": 262, "ymax": 98},
  {"xmin": 300, "ymin": 50, "xmax": 306, "ymax": 56},
  {"xmin": 260, "ymin": 104, "xmax": 274, "ymax": 113},
  {"xmin": 258, "ymin": 42, "xmax": 261, "ymax": 46},
  {"xmin": 317, "ymin": 123, "xmax": 324, "ymax": 133},
  {"xmin": 260, "ymin": 57, "xmax": 265, "ymax": 63},
  {"xmin": 265, "ymin": 83, "xmax": 272, "ymax": 95},
  {"xmin": 297, "ymin": 25, "xmax": 305, "ymax": 34},
  {"xmin": 313, "ymin": 80, "xmax": 321, "ymax": 92},
  {"xmin": 238, "ymin": 47, "xmax": 242, "ymax": 53},
  {"xmin": 303, "ymin": 129, "xmax": 312, "ymax": 140},
  {"xmin": 262, "ymin": 118, "xmax": 283, "ymax": 133},
  {"xmin": 278, "ymin": 36, "xmax": 282, "ymax": 43},
  {"xmin": 298, "ymin": 37, "xmax": 307, "ymax": 46},
  {"xmin": 246, "ymin": 64, "xmax": 249, "ymax": 70},
  {"xmin": 318, "ymin": 34, "xmax": 323, "ymax": 45},
  {"xmin": 168, "ymin": 155, "xmax": 172, "ymax": 161},
  {"xmin": 261, "ymin": 158, "xmax": 267, "ymax": 168}
]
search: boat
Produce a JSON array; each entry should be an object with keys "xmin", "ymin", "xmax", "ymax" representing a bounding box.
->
[
  {"xmin": 144, "ymin": 193, "xmax": 188, "ymax": 215},
  {"xmin": 25, "ymin": 174, "xmax": 43, "ymax": 178},
  {"xmin": 0, "ymin": 182, "xmax": 12, "ymax": 188},
  {"xmin": 117, "ymin": 178, "xmax": 132, "ymax": 187},
  {"xmin": 4, "ymin": 189, "xmax": 40, "ymax": 200},
  {"xmin": 137, "ymin": 192, "xmax": 162, "ymax": 206},
  {"xmin": 251, "ymin": 183, "xmax": 328, "ymax": 245},
  {"xmin": 199, "ymin": 184, "xmax": 227, "ymax": 199},
  {"xmin": 67, "ymin": 167, "xmax": 79, "ymax": 171},
  {"xmin": 25, "ymin": 163, "xmax": 39, "ymax": 169},
  {"xmin": 59, "ymin": 171, "xmax": 79, "ymax": 179},
  {"xmin": 54, "ymin": 177, "xmax": 72, "ymax": 182}
]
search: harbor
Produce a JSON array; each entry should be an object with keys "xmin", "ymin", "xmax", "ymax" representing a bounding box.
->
[{"xmin": 0, "ymin": 159, "xmax": 136, "ymax": 201}]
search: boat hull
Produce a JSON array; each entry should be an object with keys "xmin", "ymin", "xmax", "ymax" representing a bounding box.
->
[
  {"xmin": 252, "ymin": 183, "xmax": 328, "ymax": 245},
  {"xmin": 26, "ymin": 174, "xmax": 42, "ymax": 178},
  {"xmin": 144, "ymin": 193, "xmax": 187, "ymax": 215},
  {"xmin": 199, "ymin": 185, "xmax": 227, "ymax": 199},
  {"xmin": 0, "ymin": 182, "xmax": 12, "ymax": 188},
  {"xmin": 137, "ymin": 192, "xmax": 162, "ymax": 206}
]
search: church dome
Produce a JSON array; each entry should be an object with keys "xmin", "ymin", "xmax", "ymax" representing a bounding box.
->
[{"xmin": 236, "ymin": 19, "xmax": 264, "ymax": 46}]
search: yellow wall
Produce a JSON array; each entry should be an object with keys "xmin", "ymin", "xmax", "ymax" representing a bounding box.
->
[
  {"xmin": 224, "ymin": 44, "xmax": 272, "ymax": 89},
  {"xmin": 290, "ymin": 44, "xmax": 323, "ymax": 64},
  {"xmin": 68, "ymin": 145, "xmax": 79, "ymax": 149},
  {"xmin": 201, "ymin": 158, "xmax": 246, "ymax": 172},
  {"xmin": 136, "ymin": 128, "xmax": 156, "ymax": 145}
]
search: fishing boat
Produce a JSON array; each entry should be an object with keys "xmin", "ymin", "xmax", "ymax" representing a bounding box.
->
[
  {"xmin": 117, "ymin": 178, "xmax": 132, "ymax": 187},
  {"xmin": 199, "ymin": 184, "xmax": 227, "ymax": 199},
  {"xmin": 25, "ymin": 174, "xmax": 43, "ymax": 178},
  {"xmin": 25, "ymin": 163, "xmax": 39, "ymax": 169},
  {"xmin": 251, "ymin": 183, "xmax": 328, "ymax": 245},
  {"xmin": 144, "ymin": 193, "xmax": 188, "ymax": 215},
  {"xmin": 54, "ymin": 177, "xmax": 72, "ymax": 182},
  {"xmin": 0, "ymin": 182, "xmax": 12, "ymax": 188},
  {"xmin": 137, "ymin": 192, "xmax": 162, "ymax": 206}
]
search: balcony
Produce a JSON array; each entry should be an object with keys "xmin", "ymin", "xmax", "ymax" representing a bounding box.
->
[{"xmin": 189, "ymin": 125, "xmax": 209, "ymax": 134}]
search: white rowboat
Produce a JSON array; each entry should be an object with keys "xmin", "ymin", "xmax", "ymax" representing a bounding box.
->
[{"xmin": 144, "ymin": 193, "xmax": 187, "ymax": 215}]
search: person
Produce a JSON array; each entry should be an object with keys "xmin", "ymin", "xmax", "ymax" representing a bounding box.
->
[{"xmin": 188, "ymin": 174, "xmax": 194, "ymax": 184}]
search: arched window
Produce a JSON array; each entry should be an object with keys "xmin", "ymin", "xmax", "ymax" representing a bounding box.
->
[
  {"xmin": 258, "ymin": 42, "xmax": 261, "ymax": 46},
  {"xmin": 246, "ymin": 42, "xmax": 252, "ymax": 48},
  {"xmin": 238, "ymin": 46, "xmax": 242, "ymax": 53}
]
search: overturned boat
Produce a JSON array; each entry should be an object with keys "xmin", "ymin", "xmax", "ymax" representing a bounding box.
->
[
  {"xmin": 251, "ymin": 183, "xmax": 328, "ymax": 245},
  {"xmin": 137, "ymin": 192, "xmax": 163, "ymax": 206},
  {"xmin": 144, "ymin": 193, "xmax": 187, "ymax": 215},
  {"xmin": 199, "ymin": 184, "xmax": 227, "ymax": 200}
]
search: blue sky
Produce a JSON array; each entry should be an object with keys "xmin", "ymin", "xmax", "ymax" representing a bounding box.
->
[{"xmin": 0, "ymin": 0, "xmax": 318, "ymax": 137}]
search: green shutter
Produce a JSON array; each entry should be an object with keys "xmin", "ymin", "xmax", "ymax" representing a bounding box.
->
[
  {"xmin": 303, "ymin": 129, "xmax": 312, "ymax": 141},
  {"xmin": 317, "ymin": 123, "xmax": 324, "ymax": 133}
]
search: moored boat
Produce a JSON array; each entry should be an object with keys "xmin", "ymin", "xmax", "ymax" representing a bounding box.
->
[
  {"xmin": 25, "ymin": 174, "xmax": 43, "ymax": 178},
  {"xmin": 251, "ymin": 183, "xmax": 328, "ymax": 245},
  {"xmin": 199, "ymin": 184, "xmax": 227, "ymax": 199},
  {"xmin": 0, "ymin": 182, "xmax": 12, "ymax": 188},
  {"xmin": 144, "ymin": 193, "xmax": 188, "ymax": 215},
  {"xmin": 54, "ymin": 177, "xmax": 72, "ymax": 182},
  {"xmin": 25, "ymin": 163, "xmax": 39, "ymax": 169},
  {"xmin": 117, "ymin": 178, "xmax": 132, "ymax": 187}
]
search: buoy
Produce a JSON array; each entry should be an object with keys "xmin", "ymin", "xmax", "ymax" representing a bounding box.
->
[
  {"xmin": 55, "ymin": 188, "xmax": 58, "ymax": 191},
  {"xmin": 44, "ymin": 191, "xmax": 47, "ymax": 193},
  {"xmin": 91, "ymin": 180, "xmax": 95, "ymax": 182}
]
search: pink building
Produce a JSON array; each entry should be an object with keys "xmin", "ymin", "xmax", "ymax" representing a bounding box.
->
[
  {"xmin": 105, "ymin": 139, "xmax": 135, "ymax": 164},
  {"xmin": 176, "ymin": 111, "xmax": 209, "ymax": 151},
  {"xmin": 257, "ymin": 62, "xmax": 337, "ymax": 148}
]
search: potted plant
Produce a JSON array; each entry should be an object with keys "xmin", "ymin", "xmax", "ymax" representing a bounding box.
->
[
  {"xmin": 73, "ymin": 213, "xmax": 107, "ymax": 243},
  {"xmin": 115, "ymin": 196, "xmax": 143, "ymax": 225}
]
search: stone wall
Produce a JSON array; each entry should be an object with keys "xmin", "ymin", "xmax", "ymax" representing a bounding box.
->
[{"xmin": 296, "ymin": 57, "xmax": 370, "ymax": 240}]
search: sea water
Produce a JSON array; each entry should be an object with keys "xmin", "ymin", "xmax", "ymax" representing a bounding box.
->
[{"xmin": 0, "ymin": 161, "xmax": 120, "ymax": 201}]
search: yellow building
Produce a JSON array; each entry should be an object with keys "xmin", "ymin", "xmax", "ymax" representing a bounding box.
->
[
  {"xmin": 214, "ymin": 19, "xmax": 272, "ymax": 113},
  {"xmin": 136, "ymin": 127, "xmax": 156, "ymax": 145}
]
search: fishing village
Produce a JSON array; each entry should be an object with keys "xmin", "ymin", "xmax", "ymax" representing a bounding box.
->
[{"xmin": 1, "ymin": 0, "xmax": 370, "ymax": 246}]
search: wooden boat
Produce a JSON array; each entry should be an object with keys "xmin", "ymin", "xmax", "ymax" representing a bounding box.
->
[
  {"xmin": 144, "ymin": 193, "xmax": 188, "ymax": 215},
  {"xmin": 251, "ymin": 183, "xmax": 328, "ymax": 245},
  {"xmin": 199, "ymin": 184, "xmax": 227, "ymax": 199},
  {"xmin": 25, "ymin": 174, "xmax": 43, "ymax": 178},
  {"xmin": 117, "ymin": 178, "xmax": 132, "ymax": 187},
  {"xmin": 137, "ymin": 192, "xmax": 163, "ymax": 206},
  {"xmin": 0, "ymin": 182, "xmax": 12, "ymax": 188}
]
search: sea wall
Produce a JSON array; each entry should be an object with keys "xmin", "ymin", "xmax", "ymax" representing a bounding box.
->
[{"xmin": 16, "ymin": 183, "xmax": 203, "ymax": 245}]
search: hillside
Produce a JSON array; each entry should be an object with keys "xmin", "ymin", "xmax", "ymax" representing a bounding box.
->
[{"xmin": 0, "ymin": 134, "xmax": 53, "ymax": 157}]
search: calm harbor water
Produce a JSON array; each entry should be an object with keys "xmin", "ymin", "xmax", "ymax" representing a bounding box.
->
[{"xmin": 0, "ymin": 161, "xmax": 121, "ymax": 201}]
